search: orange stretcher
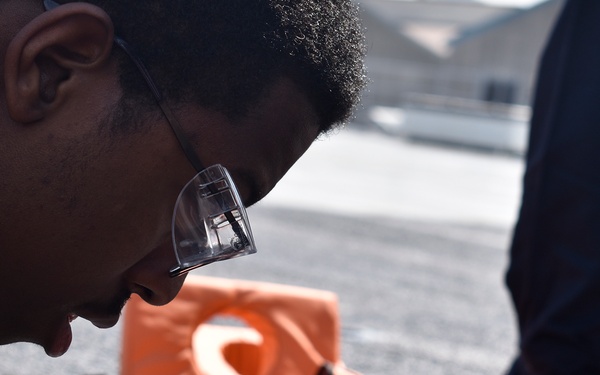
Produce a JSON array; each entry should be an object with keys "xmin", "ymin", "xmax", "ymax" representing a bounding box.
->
[{"xmin": 121, "ymin": 275, "xmax": 359, "ymax": 375}]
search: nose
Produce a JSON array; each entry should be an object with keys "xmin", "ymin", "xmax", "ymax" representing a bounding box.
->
[{"xmin": 125, "ymin": 242, "xmax": 187, "ymax": 306}]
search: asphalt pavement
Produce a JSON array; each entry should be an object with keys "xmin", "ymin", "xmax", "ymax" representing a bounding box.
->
[{"xmin": 0, "ymin": 125, "xmax": 525, "ymax": 375}]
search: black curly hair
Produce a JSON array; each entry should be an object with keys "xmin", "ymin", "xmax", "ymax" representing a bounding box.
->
[{"xmin": 55, "ymin": 0, "xmax": 367, "ymax": 134}]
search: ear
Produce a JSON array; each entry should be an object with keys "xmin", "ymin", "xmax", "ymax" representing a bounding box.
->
[{"xmin": 4, "ymin": 3, "xmax": 114, "ymax": 123}]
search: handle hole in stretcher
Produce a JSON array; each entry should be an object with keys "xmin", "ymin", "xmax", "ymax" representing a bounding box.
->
[{"xmin": 193, "ymin": 315, "xmax": 264, "ymax": 375}]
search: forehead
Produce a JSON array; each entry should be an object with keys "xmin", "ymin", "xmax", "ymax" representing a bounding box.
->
[{"xmin": 181, "ymin": 78, "xmax": 322, "ymax": 206}]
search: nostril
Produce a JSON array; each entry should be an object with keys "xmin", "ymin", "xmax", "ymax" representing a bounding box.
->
[
  {"xmin": 131, "ymin": 283, "xmax": 154, "ymax": 303},
  {"xmin": 124, "ymin": 243, "xmax": 187, "ymax": 306}
]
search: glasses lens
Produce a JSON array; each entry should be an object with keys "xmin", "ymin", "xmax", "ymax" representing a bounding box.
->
[{"xmin": 170, "ymin": 164, "xmax": 256, "ymax": 277}]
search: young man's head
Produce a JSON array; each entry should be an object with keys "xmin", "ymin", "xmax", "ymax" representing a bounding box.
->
[{"xmin": 0, "ymin": 0, "xmax": 366, "ymax": 357}]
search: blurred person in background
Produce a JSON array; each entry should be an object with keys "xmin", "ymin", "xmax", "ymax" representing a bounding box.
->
[
  {"xmin": 0, "ymin": 0, "xmax": 366, "ymax": 358},
  {"xmin": 506, "ymin": 0, "xmax": 600, "ymax": 373}
]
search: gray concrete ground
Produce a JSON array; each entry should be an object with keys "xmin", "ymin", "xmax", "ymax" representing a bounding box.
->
[{"xmin": 0, "ymin": 125, "xmax": 525, "ymax": 374}]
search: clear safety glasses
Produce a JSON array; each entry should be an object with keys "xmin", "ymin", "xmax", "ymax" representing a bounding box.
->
[
  {"xmin": 170, "ymin": 165, "xmax": 256, "ymax": 277},
  {"xmin": 43, "ymin": 0, "xmax": 258, "ymax": 278}
]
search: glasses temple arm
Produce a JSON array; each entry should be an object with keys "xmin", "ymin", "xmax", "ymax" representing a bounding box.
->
[
  {"xmin": 113, "ymin": 37, "xmax": 206, "ymax": 173},
  {"xmin": 112, "ymin": 37, "xmax": 250, "ymax": 247}
]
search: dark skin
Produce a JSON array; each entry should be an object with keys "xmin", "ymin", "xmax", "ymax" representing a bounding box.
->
[{"xmin": 0, "ymin": 1, "xmax": 320, "ymax": 357}]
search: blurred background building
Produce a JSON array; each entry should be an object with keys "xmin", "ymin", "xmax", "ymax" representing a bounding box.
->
[{"xmin": 359, "ymin": 0, "xmax": 564, "ymax": 154}]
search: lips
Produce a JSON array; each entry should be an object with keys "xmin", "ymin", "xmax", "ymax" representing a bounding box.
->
[
  {"xmin": 42, "ymin": 310, "xmax": 120, "ymax": 357},
  {"xmin": 41, "ymin": 291, "xmax": 130, "ymax": 357},
  {"xmin": 84, "ymin": 313, "xmax": 121, "ymax": 329}
]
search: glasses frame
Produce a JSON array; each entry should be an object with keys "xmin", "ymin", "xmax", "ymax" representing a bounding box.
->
[{"xmin": 43, "ymin": 0, "xmax": 255, "ymax": 278}]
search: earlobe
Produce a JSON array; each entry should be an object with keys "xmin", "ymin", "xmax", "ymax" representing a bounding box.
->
[{"xmin": 4, "ymin": 2, "xmax": 114, "ymax": 123}]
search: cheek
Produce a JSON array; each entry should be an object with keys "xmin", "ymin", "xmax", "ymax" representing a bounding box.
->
[
  {"xmin": 83, "ymin": 198, "xmax": 175, "ymax": 273},
  {"xmin": 37, "ymin": 175, "xmax": 178, "ymax": 286}
]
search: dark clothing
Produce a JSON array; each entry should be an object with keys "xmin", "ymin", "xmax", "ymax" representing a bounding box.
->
[{"xmin": 506, "ymin": 1, "xmax": 600, "ymax": 373}]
